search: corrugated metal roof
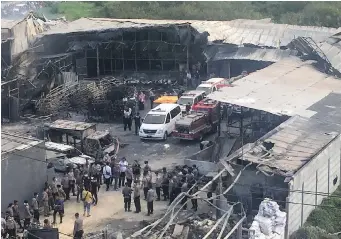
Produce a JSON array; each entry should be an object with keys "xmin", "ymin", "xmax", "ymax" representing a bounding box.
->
[
  {"xmin": 211, "ymin": 46, "xmax": 298, "ymax": 62},
  {"xmin": 240, "ymin": 116, "xmax": 339, "ymax": 174},
  {"xmin": 208, "ymin": 59, "xmax": 341, "ymax": 116},
  {"xmin": 39, "ymin": 18, "xmax": 192, "ymax": 36},
  {"xmin": 48, "ymin": 120, "xmax": 96, "ymax": 131},
  {"xmin": 39, "ymin": 18, "xmax": 338, "ymax": 48},
  {"xmin": 319, "ymin": 33, "xmax": 341, "ymax": 73},
  {"xmin": 1, "ymin": 134, "xmax": 42, "ymax": 155}
]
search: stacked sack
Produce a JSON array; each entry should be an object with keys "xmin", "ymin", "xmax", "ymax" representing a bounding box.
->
[{"xmin": 249, "ymin": 198, "xmax": 287, "ymax": 239}]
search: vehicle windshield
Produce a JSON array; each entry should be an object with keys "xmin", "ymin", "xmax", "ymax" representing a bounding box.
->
[
  {"xmin": 99, "ymin": 134, "xmax": 113, "ymax": 148},
  {"xmin": 177, "ymin": 97, "xmax": 194, "ymax": 105},
  {"xmin": 196, "ymin": 87, "xmax": 210, "ymax": 94},
  {"xmin": 143, "ymin": 114, "xmax": 166, "ymax": 124}
]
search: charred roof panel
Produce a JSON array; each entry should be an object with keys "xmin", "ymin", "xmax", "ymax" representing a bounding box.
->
[
  {"xmin": 211, "ymin": 46, "xmax": 298, "ymax": 62},
  {"xmin": 48, "ymin": 120, "xmax": 96, "ymax": 132},
  {"xmin": 240, "ymin": 116, "xmax": 339, "ymax": 174}
]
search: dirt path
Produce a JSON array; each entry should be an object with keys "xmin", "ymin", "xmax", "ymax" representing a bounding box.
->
[{"xmin": 49, "ymin": 188, "xmax": 168, "ymax": 239}]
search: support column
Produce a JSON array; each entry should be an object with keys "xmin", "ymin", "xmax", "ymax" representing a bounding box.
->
[
  {"xmin": 227, "ymin": 60, "xmax": 231, "ymax": 79},
  {"xmin": 285, "ymin": 196, "xmax": 290, "ymax": 239},
  {"xmin": 7, "ymin": 84, "xmax": 11, "ymax": 120},
  {"xmin": 207, "ymin": 61, "xmax": 209, "ymax": 78},
  {"xmin": 301, "ymin": 182, "xmax": 304, "ymax": 227},
  {"xmin": 148, "ymin": 31, "xmax": 151, "ymax": 71},
  {"xmin": 161, "ymin": 32, "xmax": 163, "ymax": 71},
  {"xmin": 328, "ymin": 157, "xmax": 330, "ymax": 195},
  {"xmin": 96, "ymin": 46, "xmax": 100, "ymax": 78},
  {"xmin": 216, "ymin": 173, "xmax": 223, "ymax": 219},
  {"xmin": 237, "ymin": 223, "xmax": 242, "ymax": 239},
  {"xmin": 240, "ymin": 107, "xmax": 244, "ymax": 139},
  {"xmin": 122, "ymin": 34, "xmax": 125, "ymax": 71},
  {"xmin": 134, "ymin": 31, "xmax": 137, "ymax": 72},
  {"xmin": 186, "ymin": 24, "xmax": 190, "ymax": 71},
  {"xmin": 315, "ymin": 170, "xmax": 318, "ymax": 207},
  {"xmin": 110, "ymin": 48, "xmax": 113, "ymax": 74},
  {"xmin": 218, "ymin": 101, "xmax": 221, "ymax": 137}
]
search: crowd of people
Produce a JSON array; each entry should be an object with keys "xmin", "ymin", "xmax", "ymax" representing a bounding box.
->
[{"xmin": 1, "ymin": 150, "xmax": 219, "ymax": 239}]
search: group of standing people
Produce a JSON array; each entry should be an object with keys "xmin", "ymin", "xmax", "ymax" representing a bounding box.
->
[
  {"xmin": 1, "ymin": 152, "xmax": 210, "ymax": 239},
  {"xmin": 1, "ymin": 181, "xmax": 67, "ymax": 239},
  {"xmin": 119, "ymin": 160, "xmax": 203, "ymax": 216}
]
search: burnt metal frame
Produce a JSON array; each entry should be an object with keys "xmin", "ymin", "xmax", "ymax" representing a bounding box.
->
[
  {"xmin": 74, "ymin": 27, "xmax": 191, "ymax": 77},
  {"xmin": 223, "ymin": 108, "xmax": 285, "ymax": 140}
]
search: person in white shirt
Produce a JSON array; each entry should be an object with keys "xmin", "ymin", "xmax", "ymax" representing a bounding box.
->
[
  {"xmin": 103, "ymin": 152, "xmax": 111, "ymax": 163},
  {"xmin": 123, "ymin": 106, "xmax": 132, "ymax": 131},
  {"xmin": 102, "ymin": 162, "xmax": 112, "ymax": 191},
  {"xmin": 119, "ymin": 157, "xmax": 128, "ymax": 188},
  {"xmin": 186, "ymin": 71, "xmax": 192, "ymax": 88}
]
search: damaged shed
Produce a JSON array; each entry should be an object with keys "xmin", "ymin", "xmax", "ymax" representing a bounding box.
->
[
  {"xmin": 227, "ymin": 115, "xmax": 341, "ymax": 237},
  {"xmin": 1, "ymin": 13, "xmax": 46, "ymax": 76}
]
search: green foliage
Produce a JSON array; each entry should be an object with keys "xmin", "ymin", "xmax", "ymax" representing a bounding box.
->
[
  {"xmin": 290, "ymin": 226, "xmax": 337, "ymax": 239},
  {"xmin": 44, "ymin": 1, "xmax": 341, "ymax": 28},
  {"xmin": 305, "ymin": 185, "xmax": 341, "ymax": 234}
]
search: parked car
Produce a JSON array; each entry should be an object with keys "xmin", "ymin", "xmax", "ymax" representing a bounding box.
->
[{"xmin": 139, "ymin": 104, "xmax": 182, "ymax": 140}]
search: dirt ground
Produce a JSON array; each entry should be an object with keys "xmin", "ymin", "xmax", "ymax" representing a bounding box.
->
[
  {"xmin": 3, "ymin": 103, "xmax": 213, "ymax": 238},
  {"xmin": 49, "ymin": 186, "xmax": 170, "ymax": 239}
]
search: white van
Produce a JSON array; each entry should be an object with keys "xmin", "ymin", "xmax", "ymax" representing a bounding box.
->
[
  {"xmin": 139, "ymin": 104, "xmax": 182, "ymax": 140},
  {"xmin": 177, "ymin": 90, "xmax": 206, "ymax": 113},
  {"xmin": 196, "ymin": 83, "xmax": 218, "ymax": 95}
]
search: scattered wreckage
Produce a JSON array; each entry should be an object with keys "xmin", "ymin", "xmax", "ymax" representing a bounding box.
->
[
  {"xmin": 44, "ymin": 119, "xmax": 119, "ymax": 160},
  {"xmin": 45, "ymin": 141, "xmax": 94, "ymax": 173}
]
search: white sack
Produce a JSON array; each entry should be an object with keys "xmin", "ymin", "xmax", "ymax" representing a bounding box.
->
[
  {"xmin": 273, "ymin": 225, "xmax": 285, "ymax": 235},
  {"xmin": 250, "ymin": 220, "xmax": 262, "ymax": 237},
  {"xmin": 255, "ymin": 215, "xmax": 273, "ymax": 236},
  {"xmin": 274, "ymin": 211, "xmax": 287, "ymax": 226},
  {"xmin": 259, "ymin": 199, "xmax": 280, "ymax": 217}
]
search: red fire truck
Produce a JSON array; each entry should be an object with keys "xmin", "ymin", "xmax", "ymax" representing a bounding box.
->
[{"xmin": 172, "ymin": 99, "xmax": 219, "ymax": 141}]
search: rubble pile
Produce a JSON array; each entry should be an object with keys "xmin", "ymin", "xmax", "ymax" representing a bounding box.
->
[
  {"xmin": 249, "ymin": 199, "xmax": 287, "ymax": 239},
  {"xmin": 36, "ymin": 73, "xmax": 186, "ymax": 121}
]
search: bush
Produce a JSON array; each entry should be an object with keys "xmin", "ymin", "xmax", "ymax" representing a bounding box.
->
[
  {"xmin": 44, "ymin": 2, "xmax": 341, "ymax": 28},
  {"xmin": 290, "ymin": 226, "xmax": 337, "ymax": 239}
]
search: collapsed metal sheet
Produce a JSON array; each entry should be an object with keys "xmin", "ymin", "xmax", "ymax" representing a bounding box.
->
[{"xmin": 209, "ymin": 46, "xmax": 298, "ymax": 62}]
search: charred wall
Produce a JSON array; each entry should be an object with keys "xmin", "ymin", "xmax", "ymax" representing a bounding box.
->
[{"xmin": 37, "ymin": 25, "xmax": 207, "ymax": 79}]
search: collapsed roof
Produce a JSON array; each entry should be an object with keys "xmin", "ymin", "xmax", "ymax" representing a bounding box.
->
[
  {"xmin": 234, "ymin": 115, "xmax": 339, "ymax": 176},
  {"xmin": 290, "ymin": 31, "xmax": 341, "ymax": 76},
  {"xmin": 37, "ymin": 18, "xmax": 339, "ymax": 48}
]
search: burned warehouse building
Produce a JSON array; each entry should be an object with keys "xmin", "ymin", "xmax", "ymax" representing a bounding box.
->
[{"xmin": 1, "ymin": 14, "xmax": 341, "ymax": 239}]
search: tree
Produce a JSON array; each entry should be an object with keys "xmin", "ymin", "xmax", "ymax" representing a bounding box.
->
[{"xmin": 45, "ymin": 1, "xmax": 341, "ymax": 28}]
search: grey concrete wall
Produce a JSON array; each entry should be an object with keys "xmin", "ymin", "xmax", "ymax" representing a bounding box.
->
[
  {"xmin": 184, "ymin": 158, "xmax": 218, "ymax": 176},
  {"xmin": 1, "ymin": 142, "xmax": 47, "ymax": 213},
  {"xmin": 287, "ymin": 135, "xmax": 341, "ymax": 235}
]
